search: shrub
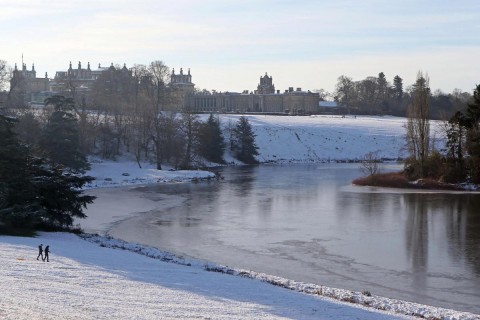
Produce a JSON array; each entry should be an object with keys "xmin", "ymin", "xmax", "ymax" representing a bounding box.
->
[
  {"xmin": 423, "ymin": 151, "xmax": 445, "ymax": 179},
  {"xmin": 352, "ymin": 172, "xmax": 410, "ymax": 188}
]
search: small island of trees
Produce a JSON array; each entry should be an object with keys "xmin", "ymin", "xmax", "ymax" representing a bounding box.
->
[{"xmin": 354, "ymin": 73, "xmax": 480, "ymax": 190}]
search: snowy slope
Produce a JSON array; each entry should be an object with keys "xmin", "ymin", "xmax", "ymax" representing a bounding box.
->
[
  {"xmin": 1, "ymin": 233, "xmax": 415, "ymax": 320},
  {"xmin": 2, "ymin": 115, "xmax": 465, "ymax": 320},
  {"xmin": 218, "ymin": 115, "xmax": 416, "ymax": 163}
]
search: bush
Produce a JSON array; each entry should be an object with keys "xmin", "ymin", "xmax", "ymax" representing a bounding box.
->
[
  {"xmin": 466, "ymin": 156, "xmax": 480, "ymax": 184},
  {"xmin": 423, "ymin": 151, "xmax": 445, "ymax": 179},
  {"xmin": 352, "ymin": 172, "xmax": 410, "ymax": 188},
  {"xmin": 443, "ymin": 161, "xmax": 466, "ymax": 183},
  {"xmin": 404, "ymin": 152, "xmax": 445, "ymax": 180},
  {"xmin": 403, "ymin": 157, "xmax": 421, "ymax": 180}
]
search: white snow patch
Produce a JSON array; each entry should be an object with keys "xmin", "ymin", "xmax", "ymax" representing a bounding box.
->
[{"xmin": 1, "ymin": 232, "xmax": 422, "ymax": 320}]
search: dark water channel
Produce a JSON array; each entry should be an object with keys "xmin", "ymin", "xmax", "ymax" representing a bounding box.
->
[{"xmin": 108, "ymin": 164, "xmax": 480, "ymax": 314}]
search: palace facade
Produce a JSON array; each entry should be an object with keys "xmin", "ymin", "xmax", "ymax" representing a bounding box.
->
[
  {"xmin": 172, "ymin": 70, "xmax": 320, "ymax": 114},
  {"xmin": 10, "ymin": 61, "xmax": 322, "ymax": 114}
]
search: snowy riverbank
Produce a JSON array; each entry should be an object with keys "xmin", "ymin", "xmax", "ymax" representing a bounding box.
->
[
  {"xmin": 3, "ymin": 115, "xmax": 475, "ymax": 319},
  {"xmin": 3, "ymin": 232, "xmax": 479, "ymax": 320}
]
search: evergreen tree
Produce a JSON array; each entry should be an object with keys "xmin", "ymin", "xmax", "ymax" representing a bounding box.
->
[
  {"xmin": 41, "ymin": 95, "xmax": 89, "ymax": 172},
  {"xmin": 198, "ymin": 114, "xmax": 226, "ymax": 164},
  {"xmin": 231, "ymin": 116, "xmax": 259, "ymax": 164},
  {"xmin": 29, "ymin": 158, "xmax": 95, "ymax": 228},
  {"xmin": 0, "ymin": 114, "xmax": 95, "ymax": 234},
  {"xmin": 466, "ymin": 84, "xmax": 480, "ymax": 129},
  {"xmin": 0, "ymin": 115, "xmax": 39, "ymax": 233},
  {"xmin": 393, "ymin": 75, "xmax": 403, "ymax": 102},
  {"xmin": 444, "ymin": 111, "xmax": 468, "ymax": 182},
  {"xmin": 465, "ymin": 84, "xmax": 480, "ymax": 183}
]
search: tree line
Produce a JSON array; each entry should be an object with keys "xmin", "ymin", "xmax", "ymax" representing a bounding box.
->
[
  {"xmin": 1, "ymin": 60, "xmax": 259, "ymax": 169},
  {"xmin": 404, "ymin": 73, "xmax": 480, "ymax": 184},
  {"xmin": 333, "ymin": 72, "xmax": 471, "ymax": 119},
  {"xmin": 1, "ymin": 59, "xmax": 260, "ymax": 234},
  {"xmin": 355, "ymin": 73, "xmax": 479, "ymax": 188}
]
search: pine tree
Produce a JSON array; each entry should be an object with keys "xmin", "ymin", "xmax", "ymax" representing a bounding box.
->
[
  {"xmin": 231, "ymin": 116, "xmax": 259, "ymax": 164},
  {"xmin": 41, "ymin": 95, "xmax": 89, "ymax": 173},
  {"xmin": 466, "ymin": 84, "xmax": 480, "ymax": 129},
  {"xmin": 393, "ymin": 75, "xmax": 403, "ymax": 102},
  {"xmin": 465, "ymin": 84, "xmax": 480, "ymax": 183},
  {"xmin": 0, "ymin": 114, "xmax": 95, "ymax": 234},
  {"xmin": 0, "ymin": 115, "xmax": 39, "ymax": 233},
  {"xmin": 198, "ymin": 114, "xmax": 226, "ymax": 164},
  {"xmin": 29, "ymin": 158, "xmax": 95, "ymax": 229}
]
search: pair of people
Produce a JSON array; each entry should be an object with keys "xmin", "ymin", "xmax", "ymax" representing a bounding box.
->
[{"xmin": 36, "ymin": 244, "xmax": 50, "ymax": 262}]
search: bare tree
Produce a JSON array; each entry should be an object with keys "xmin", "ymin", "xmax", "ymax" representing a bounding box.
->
[
  {"xmin": 142, "ymin": 60, "xmax": 183, "ymax": 169},
  {"xmin": 334, "ymin": 75, "xmax": 355, "ymax": 112},
  {"xmin": 179, "ymin": 112, "xmax": 200, "ymax": 169},
  {"xmin": 405, "ymin": 71, "xmax": 431, "ymax": 177},
  {"xmin": 0, "ymin": 59, "xmax": 8, "ymax": 91},
  {"xmin": 361, "ymin": 151, "xmax": 382, "ymax": 178}
]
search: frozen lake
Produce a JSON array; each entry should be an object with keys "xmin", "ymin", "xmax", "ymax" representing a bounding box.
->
[{"xmin": 84, "ymin": 163, "xmax": 480, "ymax": 314}]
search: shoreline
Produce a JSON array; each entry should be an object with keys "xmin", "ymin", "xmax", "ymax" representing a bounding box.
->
[
  {"xmin": 81, "ymin": 159, "xmax": 480, "ymax": 318},
  {"xmin": 352, "ymin": 171, "xmax": 480, "ymax": 192},
  {"xmin": 79, "ymin": 233, "xmax": 480, "ymax": 320}
]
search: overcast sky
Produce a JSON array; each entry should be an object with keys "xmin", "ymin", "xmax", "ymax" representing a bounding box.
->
[{"xmin": 2, "ymin": 0, "xmax": 479, "ymax": 95}]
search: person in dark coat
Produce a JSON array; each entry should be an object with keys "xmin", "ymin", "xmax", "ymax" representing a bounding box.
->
[
  {"xmin": 37, "ymin": 244, "xmax": 43, "ymax": 260},
  {"xmin": 43, "ymin": 245, "xmax": 50, "ymax": 262}
]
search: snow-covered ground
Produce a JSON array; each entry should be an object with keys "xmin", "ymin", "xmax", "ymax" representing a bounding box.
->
[
  {"xmin": 4, "ymin": 115, "xmax": 475, "ymax": 320},
  {"xmin": 2, "ymin": 233, "xmax": 479, "ymax": 320},
  {"xmin": 1, "ymin": 233, "xmax": 416, "ymax": 320},
  {"xmin": 218, "ymin": 114, "xmax": 425, "ymax": 163},
  {"xmin": 85, "ymin": 114, "xmax": 424, "ymax": 189}
]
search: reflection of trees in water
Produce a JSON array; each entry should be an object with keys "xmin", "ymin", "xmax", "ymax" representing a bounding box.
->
[
  {"xmin": 229, "ymin": 166, "xmax": 256, "ymax": 198},
  {"xmin": 465, "ymin": 196, "xmax": 480, "ymax": 276},
  {"xmin": 444, "ymin": 195, "xmax": 480, "ymax": 276},
  {"xmin": 404, "ymin": 193, "xmax": 480, "ymax": 280},
  {"xmin": 404, "ymin": 194, "xmax": 429, "ymax": 291},
  {"xmin": 335, "ymin": 191, "xmax": 399, "ymax": 220}
]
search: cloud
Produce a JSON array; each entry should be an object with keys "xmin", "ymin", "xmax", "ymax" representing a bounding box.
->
[{"xmin": 2, "ymin": 0, "xmax": 479, "ymax": 93}]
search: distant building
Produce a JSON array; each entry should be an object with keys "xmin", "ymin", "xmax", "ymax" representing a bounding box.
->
[
  {"xmin": 171, "ymin": 70, "xmax": 320, "ymax": 114},
  {"xmin": 50, "ymin": 61, "xmax": 127, "ymax": 97},
  {"xmin": 0, "ymin": 91, "xmax": 7, "ymax": 108},
  {"xmin": 255, "ymin": 72, "xmax": 275, "ymax": 94},
  {"xmin": 171, "ymin": 67, "xmax": 194, "ymax": 93},
  {"xmin": 10, "ymin": 63, "xmax": 50, "ymax": 105},
  {"xmin": 8, "ymin": 61, "xmax": 131, "ymax": 105},
  {"xmin": 7, "ymin": 61, "xmax": 323, "ymax": 114}
]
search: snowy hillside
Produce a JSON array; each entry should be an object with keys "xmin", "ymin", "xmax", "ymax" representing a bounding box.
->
[
  {"xmin": 1, "ymin": 233, "xmax": 416, "ymax": 320},
  {"xmin": 217, "ymin": 114, "xmax": 443, "ymax": 163},
  {"xmin": 2, "ymin": 115, "xmax": 467, "ymax": 320},
  {"xmin": 85, "ymin": 115, "xmax": 422, "ymax": 188},
  {"xmin": 4, "ymin": 233, "xmax": 479, "ymax": 320}
]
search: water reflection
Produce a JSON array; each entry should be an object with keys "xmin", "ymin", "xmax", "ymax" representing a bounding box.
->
[
  {"xmin": 445, "ymin": 195, "xmax": 480, "ymax": 276},
  {"xmin": 111, "ymin": 164, "xmax": 480, "ymax": 313},
  {"xmin": 404, "ymin": 194, "xmax": 428, "ymax": 292}
]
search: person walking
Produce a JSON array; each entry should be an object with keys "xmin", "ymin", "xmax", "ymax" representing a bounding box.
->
[
  {"xmin": 43, "ymin": 245, "xmax": 50, "ymax": 262},
  {"xmin": 36, "ymin": 244, "xmax": 43, "ymax": 261}
]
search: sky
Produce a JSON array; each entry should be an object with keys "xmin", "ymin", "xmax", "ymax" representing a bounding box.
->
[{"xmin": 1, "ymin": 0, "xmax": 480, "ymax": 95}]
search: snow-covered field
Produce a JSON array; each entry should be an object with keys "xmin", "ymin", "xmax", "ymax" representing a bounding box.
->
[
  {"xmin": 2, "ymin": 232, "xmax": 479, "ymax": 320},
  {"xmin": 4, "ymin": 115, "xmax": 475, "ymax": 320},
  {"xmin": 86, "ymin": 115, "xmax": 428, "ymax": 189},
  {"xmin": 85, "ymin": 115, "xmax": 416, "ymax": 188},
  {"xmin": 1, "ymin": 233, "xmax": 416, "ymax": 320},
  {"xmin": 218, "ymin": 114, "xmax": 422, "ymax": 163}
]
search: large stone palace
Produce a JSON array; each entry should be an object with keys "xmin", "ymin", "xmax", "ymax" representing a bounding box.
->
[
  {"xmin": 173, "ymin": 69, "xmax": 320, "ymax": 114},
  {"xmin": 9, "ymin": 61, "xmax": 324, "ymax": 114}
]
